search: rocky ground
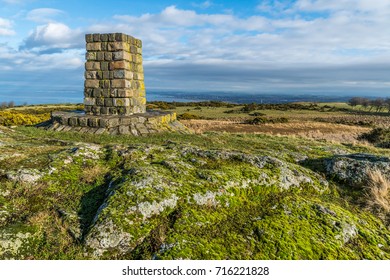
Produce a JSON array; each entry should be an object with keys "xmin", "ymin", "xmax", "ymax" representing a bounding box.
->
[{"xmin": 0, "ymin": 124, "xmax": 390, "ymax": 259}]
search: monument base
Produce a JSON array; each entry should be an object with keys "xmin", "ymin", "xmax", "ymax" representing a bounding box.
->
[{"xmin": 39, "ymin": 110, "xmax": 189, "ymax": 136}]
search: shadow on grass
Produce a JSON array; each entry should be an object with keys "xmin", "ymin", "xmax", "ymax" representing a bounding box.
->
[{"xmin": 78, "ymin": 176, "xmax": 113, "ymax": 241}]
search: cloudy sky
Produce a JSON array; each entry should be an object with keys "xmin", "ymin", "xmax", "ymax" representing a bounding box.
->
[{"xmin": 0, "ymin": 0, "xmax": 390, "ymax": 103}]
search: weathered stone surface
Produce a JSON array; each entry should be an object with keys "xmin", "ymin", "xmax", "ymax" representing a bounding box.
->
[
  {"xmin": 44, "ymin": 33, "xmax": 185, "ymax": 136},
  {"xmin": 324, "ymin": 154, "xmax": 390, "ymax": 187},
  {"xmin": 45, "ymin": 111, "xmax": 188, "ymax": 135}
]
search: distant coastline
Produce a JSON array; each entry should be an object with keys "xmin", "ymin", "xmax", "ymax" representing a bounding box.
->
[{"xmin": 0, "ymin": 90, "xmax": 387, "ymax": 106}]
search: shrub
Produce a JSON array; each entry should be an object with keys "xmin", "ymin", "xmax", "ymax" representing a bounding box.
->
[
  {"xmin": 244, "ymin": 117, "xmax": 288, "ymax": 125},
  {"xmin": 359, "ymin": 128, "xmax": 390, "ymax": 148},
  {"xmin": 177, "ymin": 113, "xmax": 202, "ymax": 120},
  {"xmin": 0, "ymin": 111, "xmax": 50, "ymax": 126},
  {"xmin": 249, "ymin": 112, "xmax": 266, "ymax": 117}
]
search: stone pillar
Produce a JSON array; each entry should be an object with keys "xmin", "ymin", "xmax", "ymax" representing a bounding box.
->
[{"xmin": 84, "ymin": 33, "xmax": 146, "ymax": 115}]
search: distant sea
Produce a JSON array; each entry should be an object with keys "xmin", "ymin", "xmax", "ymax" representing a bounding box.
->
[{"xmin": 0, "ymin": 89, "xmax": 386, "ymax": 106}]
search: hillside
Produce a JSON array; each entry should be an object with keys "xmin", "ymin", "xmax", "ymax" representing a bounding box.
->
[{"xmin": 1, "ymin": 102, "xmax": 390, "ymax": 259}]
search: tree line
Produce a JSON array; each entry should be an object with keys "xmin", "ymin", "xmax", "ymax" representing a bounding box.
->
[
  {"xmin": 348, "ymin": 97, "xmax": 390, "ymax": 112},
  {"xmin": 0, "ymin": 101, "xmax": 15, "ymax": 109}
]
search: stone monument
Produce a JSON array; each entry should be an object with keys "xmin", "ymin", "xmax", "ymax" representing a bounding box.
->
[{"xmin": 43, "ymin": 33, "xmax": 187, "ymax": 136}]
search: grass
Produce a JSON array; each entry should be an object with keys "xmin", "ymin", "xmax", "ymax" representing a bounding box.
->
[
  {"xmin": 365, "ymin": 170, "xmax": 390, "ymax": 223},
  {"xmin": 1, "ymin": 102, "xmax": 390, "ymax": 259}
]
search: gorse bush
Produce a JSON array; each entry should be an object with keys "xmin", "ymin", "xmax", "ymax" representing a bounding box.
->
[
  {"xmin": 0, "ymin": 111, "xmax": 50, "ymax": 126},
  {"xmin": 244, "ymin": 117, "xmax": 289, "ymax": 125},
  {"xmin": 177, "ymin": 113, "xmax": 202, "ymax": 120}
]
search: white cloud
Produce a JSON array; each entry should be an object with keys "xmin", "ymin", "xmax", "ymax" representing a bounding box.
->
[
  {"xmin": 0, "ymin": 17, "xmax": 15, "ymax": 36},
  {"xmin": 109, "ymin": 5, "xmax": 390, "ymax": 65},
  {"xmin": 192, "ymin": 1, "xmax": 213, "ymax": 9},
  {"xmin": 21, "ymin": 22, "xmax": 84, "ymax": 51},
  {"xmin": 294, "ymin": 0, "xmax": 390, "ymax": 13},
  {"xmin": 26, "ymin": 8, "xmax": 65, "ymax": 23},
  {"xmin": 256, "ymin": 0, "xmax": 292, "ymax": 13},
  {"xmin": 2, "ymin": 4, "xmax": 389, "ymax": 95}
]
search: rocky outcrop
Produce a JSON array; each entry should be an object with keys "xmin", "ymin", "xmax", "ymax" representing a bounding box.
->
[{"xmin": 325, "ymin": 153, "xmax": 390, "ymax": 187}]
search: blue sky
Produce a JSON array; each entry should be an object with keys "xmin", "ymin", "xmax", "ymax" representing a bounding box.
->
[{"xmin": 1, "ymin": 0, "xmax": 390, "ymax": 103}]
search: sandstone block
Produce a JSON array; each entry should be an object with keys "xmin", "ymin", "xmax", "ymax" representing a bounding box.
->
[
  {"xmin": 93, "ymin": 33, "xmax": 100, "ymax": 42},
  {"xmin": 84, "ymin": 88, "xmax": 94, "ymax": 97},
  {"xmin": 133, "ymin": 73, "xmax": 144, "ymax": 80},
  {"xmin": 133, "ymin": 54, "xmax": 143, "ymax": 64},
  {"xmin": 96, "ymin": 98, "xmax": 104, "ymax": 106},
  {"xmin": 85, "ymin": 34, "xmax": 94, "ymax": 43},
  {"xmin": 85, "ymin": 61, "xmax": 100, "ymax": 70},
  {"xmin": 92, "ymin": 88, "xmax": 102, "ymax": 97},
  {"xmin": 99, "ymin": 80, "xmax": 110, "ymax": 89},
  {"xmin": 108, "ymin": 127, "xmax": 119, "ymax": 135},
  {"xmin": 84, "ymin": 105, "xmax": 92, "ymax": 114},
  {"xmin": 119, "ymin": 125, "xmax": 129, "ymax": 134},
  {"xmin": 101, "ymin": 107, "xmax": 109, "ymax": 115},
  {"xmin": 119, "ymin": 117, "xmax": 132, "ymax": 125},
  {"xmin": 104, "ymin": 52, "xmax": 112, "ymax": 61},
  {"xmin": 85, "ymin": 71, "xmax": 97, "ymax": 79},
  {"xmin": 108, "ymin": 33, "xmax": 116, "ymax": 41},
  {"xmin": 88, "ymin": 117, "xmax": 100, "ymax": 127},
  {"xmin": 116, "ymin": 89, "xmax": 134, "ymax": 97},
  {"xmin": 84, "ymin": 97, "xmax": 96, "ymax": 106},
  {"xmin": 96, "ymin": 71, "xmax": 104, "ymax": 80},
  {"xmin": 85, "ymin": 80, "xmax": 99, "ymax": 88},
  {"xmin": 100, "ymin": 62, "xmax": 109, "ymax": 71},
  {"xmin": 69, "ymin": 117, "xmax": 78, "ymax": 126},
  {"xmin": 100, "ymin": 34, "xmax": 108, "ymax": 42},
  {"xmin": 135, "ymin": 39, "xmax": 142, "ymax": 48},
  {"xmin": 105, "ymin": 98, "xmax": 113, "ymax": 107},
  {"xmin": 86, "ymin": 42, "xmax": 101, "ymax": 51},
  {"xmin": 112, "ymin": 51, "xmax": 131, "ymax": 61},
  {"xmin": 115, "ymin": 33, "xmax": 126, "ymax": 42},
  {"xmin": 85, "ymin": 52, "xmax": 96, "ymax": 60},
  {"xmin": 97, "ymin": 52, "xmax": 105, "ymax": 61},
  {"xmin": 108, "ymin": 42, "xmax": 127, "ymax": 51},
  {"xmin": 112, "ymin": 70, "xmax": 133, "ymax": 80},
  {"xmin": 109, "ymin": 61, "xmax": 129, "ymax": 70},
  {"xmin": 79, "ymin": 117, "xmax": 88, "ymax": 127},
  {"xmin": 100, "ymin": 42, "xmax": 108, "ymax": 51},
  {"xmin": 103, "ymin": 71, "xmax": 110, "ymax": 79},
  {"xmin": 102, "ymin": 89, "xmax": 110, "ymax": 98},
  {"xmin": 113, "ymin": 70, "xmax": 125, "ymax": 79},
  {"xmin": 130, "ymin": 46, "xmax": 138, "ymax": 54},
  {"xmin": 113, "ymin": 98, "xmax": 131, "ymax": 107},
  {"xmin": 91, "ymin": 106, "xmax": 101, "ymax": 115},
  {"xmin": 109, "ymin": 107, "xmax": 118, "ymax": 114},
  {"xmin": 111, "ymin": 79, "xmax": 131, "ymax": 88}
]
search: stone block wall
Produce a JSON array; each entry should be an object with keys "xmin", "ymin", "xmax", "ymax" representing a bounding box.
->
[{"xmin": 84, "ymin": 33, "xmax": 146, "ymax": 115}]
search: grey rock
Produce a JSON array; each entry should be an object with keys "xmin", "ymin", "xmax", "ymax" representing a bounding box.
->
[{"xmin": 325, "ymin": 153, "xmax": 390, "ymax": 187}]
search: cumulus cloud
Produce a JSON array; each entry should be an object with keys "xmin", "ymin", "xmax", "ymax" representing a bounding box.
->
[
  {"xmin": 294, "ymin": 0, "xmax": 390, "ymax": 13},
  {"xmin": 110, "ymin": 5, "xmax": 390, "ymax": 65},
  {"xmin": 26, "ymin": 8, "xmax": 65, "ymax": 23},
  {"xmin": 0, "ymin": 17, "xmax": 15, "ymax": 36},
  {"xmin": 21, "ymin": 22, "xmax": 84, "ymax": 51},
  {"xmin": 2, "ymin": 3, "xmax": 390, "ymax": 96}
]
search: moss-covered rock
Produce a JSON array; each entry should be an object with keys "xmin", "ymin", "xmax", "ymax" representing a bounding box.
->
[{"xmin": 1, "ymin": 124, "xmax": 390, "ymax": 259}]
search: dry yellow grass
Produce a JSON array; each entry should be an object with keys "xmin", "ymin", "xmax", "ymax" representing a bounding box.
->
[
  {"xmin": 81, "ymin": 165, "xmax": 108, "ymax": 184},
  {"xmin": 182, "ymin": 120, "xmax": 371, "ymax": 143},
  {"xmin": 366, "ymin": 170, "xmax": 390, "ymax": 214}
]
